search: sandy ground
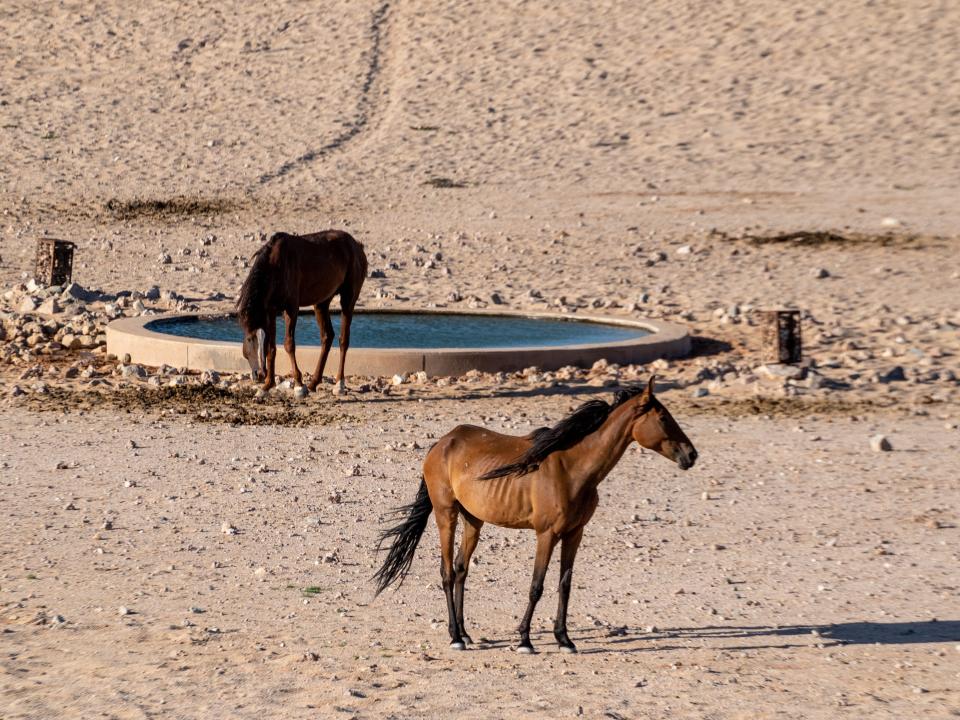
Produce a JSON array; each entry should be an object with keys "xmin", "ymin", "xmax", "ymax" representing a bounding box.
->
[
  {"xmin": 1, "ymin": 400, "xmax": 958, "ymax": 719},
  {"xmin": 2, "ymin": 0, "xmax": 960, "ymax": 718}
]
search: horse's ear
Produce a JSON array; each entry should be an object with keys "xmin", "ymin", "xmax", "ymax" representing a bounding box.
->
[{"xmin": 644, "ymin": 374, "xmax": 657, "ymax": 399}]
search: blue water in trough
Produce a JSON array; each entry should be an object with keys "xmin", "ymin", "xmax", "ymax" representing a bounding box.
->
[{"xmin": 147, "ymin": 312, "xmax": 650, "ymax": 349}]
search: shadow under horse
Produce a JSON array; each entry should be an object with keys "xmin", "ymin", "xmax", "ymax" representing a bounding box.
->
[
  {"xmin": 374, "ymin": 377, "xmax": 698, "ymax": 654},
  {"xmin": 237, "ymin": 230, "xmax": 367, "ymax": 393}
]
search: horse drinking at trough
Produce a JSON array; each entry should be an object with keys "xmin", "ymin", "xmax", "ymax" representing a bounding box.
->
[
  {"xmin": 237, "ymin": 230, "xmax": 367, "ymax": 393},
  {"xmin": 373, "ymin": 376, "xmax": 697, "ymax": 654}
]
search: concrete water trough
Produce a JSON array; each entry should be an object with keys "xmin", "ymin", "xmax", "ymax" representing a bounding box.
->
[{"xmin": 106, "ymin": 309, "xmax": 690, "ymax": 377}]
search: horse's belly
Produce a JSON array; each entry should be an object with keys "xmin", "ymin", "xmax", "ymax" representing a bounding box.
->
[{"xmin": 452, "ymin": 478, "xmax": 532, "ymax": 529}]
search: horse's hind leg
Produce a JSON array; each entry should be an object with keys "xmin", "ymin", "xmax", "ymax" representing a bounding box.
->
[
  {"xmin": 516, "ymin": 530, "xmax": 558, "ymax": 654},
  {"xmin": 434, "ymin": 505, "xmax": 464, "ymax": 649},
  {"xmin": 454, "ymin": 511, "xmax": 483, "ymax": 644},
  {"xmin": 307, "ymin": 301, "xmax": 333, "ymax": 392},
  {"xmin": 282, "ymin": 308, "xmax": 302, "ymax": 387},
  {"xmin": 554, "ymin": 526, "xmax": 584, "ymax": 653}
]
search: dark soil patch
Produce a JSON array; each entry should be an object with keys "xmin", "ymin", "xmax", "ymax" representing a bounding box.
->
[
  {"xmin": 680, "ymin": 395, "xmax": 898, "ymax": 418},
  {"xmin": 18, "ymin": 384, "xmax": 355, "ymax": 427},
  {"xmin": 104, "ymin": 196, "xmax": 239, "ymax": 220},
  {"xmin": 711, "ymin": 229, "xmax": 937, "ymax": 249},
  {"xmin": 423, "ymin": 177, "xmax": 469, "ymax": 189}
]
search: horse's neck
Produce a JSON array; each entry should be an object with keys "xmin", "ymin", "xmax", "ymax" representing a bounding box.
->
[{"xmin": 561, "ymin": 400, "xmax": 637, "ymax": 493}]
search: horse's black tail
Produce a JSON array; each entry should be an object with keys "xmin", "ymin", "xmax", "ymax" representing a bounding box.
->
[{"xmin": 373, "ymin": 478, "xmax": 432, "ymax": 596}]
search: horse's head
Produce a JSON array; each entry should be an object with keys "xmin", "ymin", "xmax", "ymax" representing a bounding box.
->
[
  {"xmin": 241, "ymin": 327, "xmax": 267, "ymax": 382},
  {"xmin": 631, "ymin": 375, "xmax": 698, "ymax": 470}
]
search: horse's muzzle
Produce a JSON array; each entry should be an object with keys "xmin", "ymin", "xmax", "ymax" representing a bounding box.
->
[{"xmin": 676, "ymin": 445, "xmax": 698, "ymax": 470}]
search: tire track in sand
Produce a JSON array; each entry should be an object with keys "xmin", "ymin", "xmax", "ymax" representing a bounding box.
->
[{"xmin": 256, "ymin": 1, "xmax": 391, "ymax": 185}]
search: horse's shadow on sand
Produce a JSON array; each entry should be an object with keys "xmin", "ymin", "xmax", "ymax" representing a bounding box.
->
[
  {"xmin": 585, "ymin": 620, "xmax": 960, "ymax": 654},
  {"xmin": 471, "ymin": 620, "xmax": 960, "ymax": 655}
]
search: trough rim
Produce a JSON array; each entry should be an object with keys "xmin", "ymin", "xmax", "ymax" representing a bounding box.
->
[{"xmin": 106, "ymin": 308, "xmax": 691, "ymax": 376}]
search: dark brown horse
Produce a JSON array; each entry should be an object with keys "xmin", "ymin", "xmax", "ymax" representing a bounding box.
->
[
  {"xmin": 237, "ymin": 230, "xmax": 367, "ymax": 393},
  {"xmin": 373, "ymin": 377, "xmax": 698, "ymax": 654}
]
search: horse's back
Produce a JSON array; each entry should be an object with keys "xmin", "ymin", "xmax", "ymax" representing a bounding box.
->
[{"xmin": 427, "ymin": 424, "xmax": 532, "ymax": 481}]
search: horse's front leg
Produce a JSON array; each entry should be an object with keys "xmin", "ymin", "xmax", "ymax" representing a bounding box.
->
[
  {"xmin": 262, "ymin": 313, "xmax": 277, "ymax": 391},
  {"xmin": 333, "ymin": 307, "xmax": 352, "ymax": 395},
  {"xmin": 516, "ymin": 530, "xmax": 558, "ymax": 654},
  {"xmin": 282, "ymin": 308, "xmax": 302, "ymax": 387},
  {"xmin": 307, "ymin": 302, "xmax": 333, "ymax": 392}
]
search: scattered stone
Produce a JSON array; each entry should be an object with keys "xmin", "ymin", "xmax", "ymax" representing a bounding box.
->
[
  {"xmin": 157, "ymin": 252, "xmax": 172, "ymax": 265},
  {"xmin": 19, "ymin": 296, "xmax": 38, "ymax": 313},
  {"xmin": 878, "ymin": 366, "xmax": 906, "ymax": 383},
  {"xmin": 120, "ymin": 364, "xmax": 147, "ymax": 379},
  {"xmin": 756, "ymin": 364, "xmax": 804, "ymax": 380},
  {"xmin": 37, "ymin": 298, "xmax": 61, "ymax": 315},
  {"xmin": 869, "ymin": 435, "xmax": 892, "ymax": 452},
  {"xmin": 690, "ymin": 387, "xmax": 709, "ymax": 398},
  {"xmin": 118, "ymin": 606, "xmax": 132, "ymax": 616},
  {"xmin": 675, "ymin": 245, "xmax": 692, "ymax": 256},
  {"xmin": 61, "ymin": 283, "xmax": 96, "ymax": 302},
  {"xmin": 811, "ymin": 267, "xmax": 830, "ymax": 279},
  {"xmin": 221, "ymin": 522, "xmax": 238, "ymax": 535}
]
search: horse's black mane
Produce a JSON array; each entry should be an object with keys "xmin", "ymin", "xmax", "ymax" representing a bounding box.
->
[
  {"xmin": 479, "ymin": 385, "xmax": 649, "ymax": 480},
  {"xmin": 236, "ymin": 233, "xmax": 288, "ymax": 331}
]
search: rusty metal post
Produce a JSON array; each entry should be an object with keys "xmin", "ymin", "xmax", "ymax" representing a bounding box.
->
[
  {"xmin": 759, "ymin": 309, "xmax": 802, "ymax": 364},
  {"xmin": 34, "ymin": 238, "xmax": 76, "ymax": 286}
]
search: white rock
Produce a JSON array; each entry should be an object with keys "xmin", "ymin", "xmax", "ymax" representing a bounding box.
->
[
  {"xmin": 675, "ymin": 245, "xmax": 692, "ymax": 256},
  {"xmin": 392, "ymin": 373, "xmax": 408, "ymax": 385},
  {"xmin": 37, "ymin": 298, "xmax": 61, "ymax": 315},
  {"xmin": 880, "ymin": 217, "xmax": 902, "ymax": 228},
  {"xmin": 756, "ymin": 364, "xmax": 804, "ymax": 380},
  {"xmin": 19, "ymin": 297, "xmax": 38, "ymax": 313},
  {"xmin": 869, "ymin": 434, "xmax": 892, "ymax": 452},
  {"xmin": 120, "ymin": 364, "xmax": 147, "ymax": 379}
]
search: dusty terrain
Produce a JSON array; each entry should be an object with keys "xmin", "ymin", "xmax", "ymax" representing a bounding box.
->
[{"xmin": 1, "ymin": 1, "xmax": 959, "ymax": 718}]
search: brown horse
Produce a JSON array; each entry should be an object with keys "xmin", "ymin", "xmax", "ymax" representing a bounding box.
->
[
  {"xmin": 373, "ymin": 377, "xmax": 697, "ymax": 654},
  {"xmin": 237, "ymin": 230, "xmax": 367, "ymax": 393}
]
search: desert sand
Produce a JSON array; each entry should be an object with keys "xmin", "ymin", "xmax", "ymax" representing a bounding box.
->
[{"xmin": 1, "ymin": 1, "xmax": 959, "ymax": 718}]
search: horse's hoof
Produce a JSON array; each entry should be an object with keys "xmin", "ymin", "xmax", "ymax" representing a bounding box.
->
[
  {"xmin": 293, "ymin": 385, "xmax": 308, "ymax": 399},
  {"xmin": 461, "ymin": 633, "xmax": 473, "ymax": 645},
  {"xmin": 331, "ymin": 382, "xmax": 346, "ymax": 396},
  {"xmin": 559, "ymin": 644, "xmax": 578, "ymax": 654},
  {"xmin": 254, "ymin": 388, "xmax": 267, "ymax": 399},
  {"xmin": 515, "ymin": 644, "xmax": 535, "ymax": 655},
  {"xmin": 449, "ymin": 641, "xmax": 466, "ymax": 651}
]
